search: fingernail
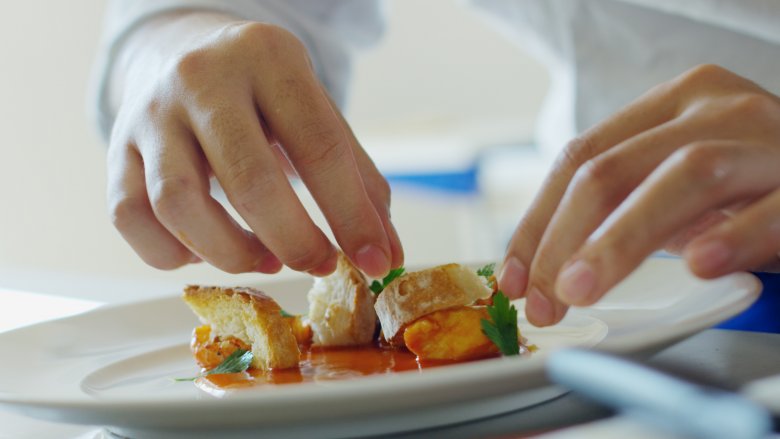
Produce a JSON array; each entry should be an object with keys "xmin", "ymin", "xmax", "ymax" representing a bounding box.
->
[
  {"xmin": 557, "ymin": 260, "xmax": 597, "ymax": 305},
  {"xmin": 355, "ymin": 244, "xmax": 390, "ymax": 278},
  {"xmin": 498, "ymin": 257, "xmax": 528, "ymax": 299},
  {"xmin": 307, "ymin": 251, "xmax": 338, "ymax": 277},
  {"xmin": 189, "ymin": 254, "xmax": 203, "ymax": 264},
  {"xmin": 526, "ymin": 287, "xmax": 555, "ymax": 327},
  {"xmin": 687, "ymin": 240, "xmax": 732, "ymax": 274}
]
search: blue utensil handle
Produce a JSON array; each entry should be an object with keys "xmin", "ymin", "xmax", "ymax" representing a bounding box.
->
[{"xmin": 547, "ymin": 349, "xmax": 772, "ymax": 439}]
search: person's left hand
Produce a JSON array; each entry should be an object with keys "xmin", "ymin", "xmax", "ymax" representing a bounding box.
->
[{"xmin": 498, "ymin": 64, "xmax": 780, "ymax": 327}]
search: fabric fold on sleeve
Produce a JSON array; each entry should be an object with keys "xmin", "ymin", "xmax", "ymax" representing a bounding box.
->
[
  {"xmin": 89, "ymin": 0, "xmax": 386, "ymax": 142},
  {"xmin": 617, "ymin": 0, "xmax": 780, "ymax": 46}
]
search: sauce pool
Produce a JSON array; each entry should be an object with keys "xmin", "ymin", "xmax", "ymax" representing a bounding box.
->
[{"xmin": 202, "ymin": 345, "xmax": 474, "ymax": 389}]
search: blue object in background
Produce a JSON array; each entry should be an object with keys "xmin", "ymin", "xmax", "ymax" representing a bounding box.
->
[
  {"xmin": 716, "ymin": 272, "xmax": 780, "ymax": 333},
  {"xmin": 384, "ymin": 167, "xmax": 478, "ymax": 194}
]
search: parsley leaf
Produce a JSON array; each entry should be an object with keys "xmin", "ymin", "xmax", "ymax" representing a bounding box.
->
[
  {"xmin": 477, "ymin": 262, "xmax": 497, "ymax": 289},
  {"xmin": 480, "ymin": 291, "xmax": 520, "ymax": 356},
  {"xmin": 175, "ymin": 349, "xmax": 254, "ymax": 381},
  {"xmin": 369, "ymin": 267, "xmax": 406, "ymax": 295},
  {"xmin": 477, "ymin": 263, "xmax": 495, "ymax": 279},
  {"xmin": 279, "ymin": 309, "xmax": 295, "ymax": 318},
  {"xmin": 207, "ymin": 349, "xmax": 254, "ymax": 375}
]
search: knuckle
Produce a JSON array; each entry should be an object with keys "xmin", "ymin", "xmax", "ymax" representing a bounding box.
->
[
  {"xmin": 559, "ymin": 136, "xmax": 600, "ymax": 174},
  {"xmin": 575, "ymin": 157, "xmax": 612, "ymax": 189},
  {"xmin": 235, "ymin": 22, "xmax": 289, "ymax": 43},
  {"xmin": 149, "ymin": 176, "xmax": 198, "ymax": 220},
  {"xmin": 233, "ymin": 22, "xmax": 305, "ymax": 60},
  {"xmin": 108, "ymin": 195, "xmax": 147, "ymax": 232},
  {"xmin": 672, "ymin": 143, "xmax": 731, "ymax": 191},
  {"xmin": 222, "ymin": 155, "xmax": 272, "ymax": 202},
  {"xmin": 293, "ymin": 123, "xmax": 348, "ymax": 171},
  {"xmin": 677, "ymin": 63, "xmax": 729, "ymax": 87},
  {"xmin": 572, "ymin": 157, "xmax": 625, "ymax": 213},
  {"xmin": 173, "ymin": 50, "xmax": 211, "ymax": 85},
  {"xmin": 373, "ymin": 177, "xmax": 392, "ymax": 207},
  {"xmin": 143, "ymin": 98, "xmax": 163, "ymax": 119}
]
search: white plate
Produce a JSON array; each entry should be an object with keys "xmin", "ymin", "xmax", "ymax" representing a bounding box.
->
[
  {"xmin": 744, "ymin": 373, "xmax": 780, "ymax": 415},
  {"xmin": 0, "ymin": 258, "xmax": 760, "ymax": 439}
]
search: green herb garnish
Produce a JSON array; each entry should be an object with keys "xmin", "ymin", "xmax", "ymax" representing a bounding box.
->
[
  {"xmin": 369, "ymin": 267, "xmax": 406, "ymax": 295},
  {"xmin": 480, "ymin": 291, "xmax": 520, "ymax": 356},
  {"xmin": 477, "ymin": 262, "xmax": 497, "ymax": 289},
  {"xmin": 175, "ymin": 349, "xmax": 254, "ymax": 381},
  {"xmin": 280, "ymin": 309, "xmax": 294, "ymax": 318},
  {"xmin": 477, "ymin": 262, "xmax": 495, "ymax": 278}
]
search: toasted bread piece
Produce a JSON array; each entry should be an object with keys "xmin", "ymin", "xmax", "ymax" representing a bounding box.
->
[
  {"xmin": 307, "ymin": 253, "xmax": 377, "ymax": 346},
  {"xmin": 183, "ymin": 286, "xmax": 300, "ymax": 370},
  {"xmin": 403, "ymin": 306, "xmax": 500, "ymax": 361},
  {"xmin": 374, "ymin": 263, "xmax": 492, "ymax": 342}
]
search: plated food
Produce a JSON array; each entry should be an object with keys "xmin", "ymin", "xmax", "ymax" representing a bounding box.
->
[
  {"xmin": 180, "ymin": 254, "xmax": 533, "ymax": 388},
  {"xmin": 0, "ymin": 258, "xmax": 752, "ymax": 438}
]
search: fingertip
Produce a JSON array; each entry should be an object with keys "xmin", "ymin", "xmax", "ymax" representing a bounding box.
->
[
  {"xmin": 498, "ymin": 256, "xmax": 528, "ymax": 299},
  {"xmin": 353, "ymin": 243, "xmax": 391, "ymax": 278},
  {"xmin": 555, "ymin": 259, "xmax": 598, "ymax": 306},
  {"xmin": 254, "ymin": 253, "xmax": 284, "ymax": 274},
  {"xmin": 684, "ymin": 238, "xmax": 732, "ymax": 278},
  {"xmin": 139, "ymin": 242, "xmax": 194, "ymax": 271},
  {"xmin": 525, "ymin": 287, "xmax": 556, "ymax": 327},
  {"xmin": 554, "ymin": 303, "xmax": 569, "ymax": 324},
  {"xmin": 307, "ymin": 250, "xmax": 338, "ymax": 277}
]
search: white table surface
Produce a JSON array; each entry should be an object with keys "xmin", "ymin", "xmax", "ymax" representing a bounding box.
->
[{"xmin": 1, "ymin": 274, "xmax": 779, "ymax": 439}]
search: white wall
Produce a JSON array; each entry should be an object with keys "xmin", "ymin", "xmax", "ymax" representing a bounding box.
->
[
  {"xmin": 348, "ymin": 0, "xmax": 549, "ymax": 146},
  {"xmin": 0, "ymin": 2, "xmax": 113, "ymax": 272},
  {"xmin": 0, "ymin": 1, "xmax": 548, "ymax": 298}
]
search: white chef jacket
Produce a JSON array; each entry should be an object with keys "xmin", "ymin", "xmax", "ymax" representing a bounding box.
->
[{"xmin": 92, "ymin": 0, "xmax": 780, "ymax": 155}]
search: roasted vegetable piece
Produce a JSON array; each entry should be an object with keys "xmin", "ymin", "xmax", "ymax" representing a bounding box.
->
[
  {"xmin": 403, "ymin": 306, "xmax": 501, "ymax": 361},
  {"xmin": 190, "ymin": 325, "xmax": 252, "ymax": 369}
]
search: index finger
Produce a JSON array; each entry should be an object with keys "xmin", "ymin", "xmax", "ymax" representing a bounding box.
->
[
  {"xmin": 499, "ymin": 78, "xmax": 679, "ymax": 303},
  {"xmin": 254, "ymin": 58, "xmax": 392, "ymax": 277}
]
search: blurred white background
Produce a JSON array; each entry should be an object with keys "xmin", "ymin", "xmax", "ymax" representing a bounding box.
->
[{"xmin": 0, "ymin": 0, "xmax": 549, "ymax": 299}]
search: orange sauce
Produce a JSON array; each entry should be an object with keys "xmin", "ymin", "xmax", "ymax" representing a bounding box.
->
[{"xmin": 203, "ymin": 345, "xmax": 470, "ymax": 389}]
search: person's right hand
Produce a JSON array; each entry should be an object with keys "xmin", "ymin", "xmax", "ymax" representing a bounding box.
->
[{"xmin": 106, "ymin": 12, "xmax": 403, "ymax": 278}]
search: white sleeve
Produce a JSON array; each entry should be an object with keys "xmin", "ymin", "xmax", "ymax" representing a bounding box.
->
[
  {"xmin": 90, "ymin": 0, "xmax": 386, "ymax": 141},
  {"xmin": 617, "ymin": 0, "xmax": 780, "ymax": 46}
]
